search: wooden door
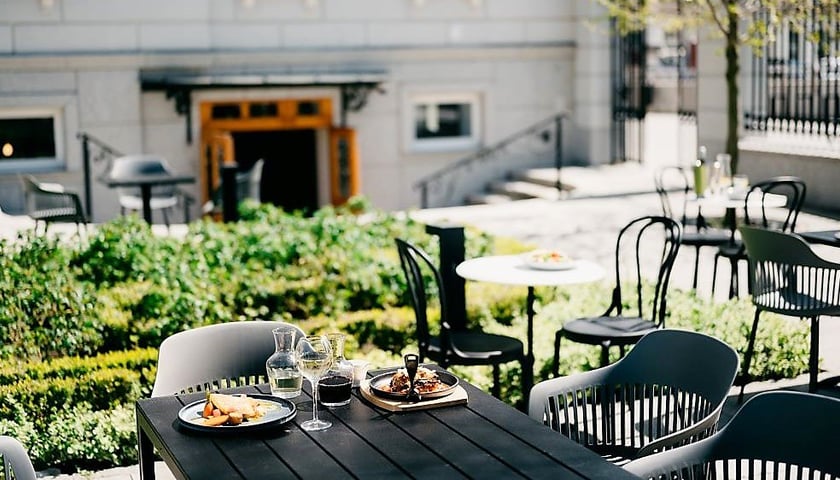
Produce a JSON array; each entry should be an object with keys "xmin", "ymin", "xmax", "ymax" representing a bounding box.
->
[
  {"xmin": 329, "ymin": 127, "xmax": 359, "ymax": 205},
  {"xmin": 200, "ymin": 131, "xmax": 234, "ymax": 205}
]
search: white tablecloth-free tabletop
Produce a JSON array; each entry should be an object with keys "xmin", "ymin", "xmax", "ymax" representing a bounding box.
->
[
  {"xmin": 456, "ymin": 255, "xmax": 606, "ymax": 287},
  {"xmin": 456, "ymin": 255, "xmax": 606, "ymax": 400}
]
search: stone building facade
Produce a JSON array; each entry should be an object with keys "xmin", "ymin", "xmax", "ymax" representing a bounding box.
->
[{"xmin": 0, "ymin": 0, "xmax": 613, "ymax": 221}]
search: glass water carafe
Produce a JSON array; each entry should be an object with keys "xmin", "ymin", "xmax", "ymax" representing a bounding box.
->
[
  {"xmin": 318, "ymin": 333, "xmax": 354, "ymax": 407},
  {"xmin": 266, "ymin": 327, "xmax": 302, "ymax": 398}
]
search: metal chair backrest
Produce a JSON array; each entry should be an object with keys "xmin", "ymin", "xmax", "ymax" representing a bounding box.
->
[
  {"xmin": 609, "ymin": 216, "xmax": 682, "ymax": 328},
  {"xmin": 530, "ymin": 329, "xmax": 739, "ymax": 461},
  {"xmin": 625, "ymin": 391, "xmax": 840, "ymax": 479},
  {"xmin": 654, "ymin": 166, "xmax": 692, "ymax": 227},
  {"xmin": 151, "ymin": 320, "xmax": 306, "ymax": 397},
  {"xmin": 111, "ymin": 154, "xmax": 177, "ymax": 198},
  {"xmin": 742, "ymin": 176, "xmax": 806, "ymax": 232},
  {"xmin": 740, "ymin": 225, "xmax": 840, "ymax": 317},
  {"xmin": 395, "ymin": 239, "xmax": 451, "ymax": 362}
]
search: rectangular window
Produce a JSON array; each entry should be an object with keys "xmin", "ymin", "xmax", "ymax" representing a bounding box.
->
[
  {"xmin": 406, "ymin": 92, "xmax": 481, "ymax": 152},
  {"xmin": 0, "ymin": 108, "xmax": 63, "ymax": 172}
]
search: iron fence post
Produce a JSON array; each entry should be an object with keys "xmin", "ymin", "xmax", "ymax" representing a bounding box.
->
[{"xmin": 80, "ymin": 134, "xmax": 93, "ymax": 218}]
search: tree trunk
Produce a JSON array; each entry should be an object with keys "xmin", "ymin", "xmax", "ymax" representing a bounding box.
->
[{"xmin": 725, "ymin": 3, "xmax": 740, "ymax": 173}]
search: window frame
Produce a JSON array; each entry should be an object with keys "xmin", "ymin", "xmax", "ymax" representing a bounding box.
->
[
  {"xmin": 404, "ymin": 91, "xmax": 482, "ymax": 153},
  {"xmin": 0, "ymin": 107, "xmax": 65, "ymax": 173}
]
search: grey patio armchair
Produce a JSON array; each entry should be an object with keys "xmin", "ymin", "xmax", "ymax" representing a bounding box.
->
[
  {"xmin": 109, "ymin": 154, "xmax": 193, "ymax": 226},
  {"xmin": 151, "ymin": 320, "xmax": 305, "ymax": 397},
  {"xmin": 530, "ymin": 329, "xmax": 739, "ymax": 465},
  {"xmin": 738, "ymin": 225, "xmax": 840, "ymax": 398},
  {"xmin": 20, "ymin": 174, "xmax": 87, "ymax": 234},
  {"xmin": 624, "ymin": 391, "xmax": 840, "ymax": 479},
  {"xmin": 0, "ymin": 435, "xmax": 37, "ymax": 480}
]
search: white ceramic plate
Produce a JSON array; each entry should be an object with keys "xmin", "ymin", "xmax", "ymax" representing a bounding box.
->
[
  {"xmin": 177, "ymin": 394, "xmax": 296, "ymax": 433},
  {"xmin": 521, "ymin": 250, "xmax": 577, "ymax": 271}
]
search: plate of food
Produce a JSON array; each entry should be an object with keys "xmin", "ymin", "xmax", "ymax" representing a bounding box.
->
[
  {"xmin": 521, "ymin": 249, "xmax": 577, "ymax": 271},
  {"xmin": 178, "ymin": 393, "xmax": 296, "ymax": 433},
  {"xmin": 368, "ymin": 366, "xmax": 459, "ymax": 401}
]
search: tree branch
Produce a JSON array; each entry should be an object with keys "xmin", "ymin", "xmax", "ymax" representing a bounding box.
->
[{"xmin": 703, "ymin": 0, "xmax": 730, "ymax": 36}]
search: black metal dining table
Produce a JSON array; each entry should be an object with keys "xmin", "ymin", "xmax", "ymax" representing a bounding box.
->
[
  {"xmin": 135, "ymin": 367, "xmax": 638, "ymax": 480},
  {"xmin": 102, "ymin": 173, "xmax": 195, "ymax": 224}
]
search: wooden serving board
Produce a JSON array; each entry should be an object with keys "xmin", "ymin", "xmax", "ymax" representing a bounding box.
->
[{"xmin": 358, "ymin": 380, "xmax": 468, "ymax": 412}]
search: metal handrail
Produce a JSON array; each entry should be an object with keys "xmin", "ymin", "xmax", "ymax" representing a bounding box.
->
[
  {"xmin": 413, "ymin": 112, "xmax": 566, "ymax": 208},
  {"xmin": 77, "ymin": 132, "xmax": 124, "ymax": 218}
]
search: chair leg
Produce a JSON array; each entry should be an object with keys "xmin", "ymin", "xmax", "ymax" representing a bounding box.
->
[
  {"xmin": 491, "ymin": 364, "xmax": 501, "ymax": 398},
  {"xmin": 810, "ymin": 316, "xmax": 820, "ymax": 393},
  {"xmin": 553, "ymin": 331, "xmax": 563, "ymax": 378},
  {"xmin": 711, "ymin": 253, "xmax": 720, "ymax": 297},
  {"xmin": 728, "ymin": 256, "xmax": 739, "ymax": 299},
  {"xmin": 691, "ymin": 246, "xmax": 700, "ymax": 290},
  {"xmin": 739, "ymin": 308, "xmax": 762, "ymax": 403}
]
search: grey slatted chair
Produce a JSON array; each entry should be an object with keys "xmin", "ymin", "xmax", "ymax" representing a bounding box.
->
[
  {"xmin": 530, "ymin": 329, "xmax": 739, "ymax": 465},
  {"xmin": 395, "ymin": 238, "xmax": 527, "ymax": 398},
  {"xmin": 624, "ymin": 391, "xmax": 840, "ymax": 479},
  {"xmin": 0, "ymin": 436, "xmax": 36, "ymax": 480},
  {"xmin": 151, "ymin": 320, "xmax": 306, "ymax": 397},
  {"xmin": 20, "ymin": 175, "xmax": 87, "ymax": 235},
  {"xmin": 738, "ymin": 225, "xmax": 840, "ymax": 398}
]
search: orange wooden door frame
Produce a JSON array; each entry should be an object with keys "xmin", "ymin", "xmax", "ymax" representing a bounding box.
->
[{"xmin": 198, "ymin": 97, "xmax": 359, "ymax": 207}]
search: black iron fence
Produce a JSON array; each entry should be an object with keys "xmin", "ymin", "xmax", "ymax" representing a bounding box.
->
[{"xmin": 745, "ymin": 1, "xmax": 840, "ymax": 137}]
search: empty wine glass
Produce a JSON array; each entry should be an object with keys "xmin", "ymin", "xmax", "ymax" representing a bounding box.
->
[{"xmin": 295, "ymin": 335, "xmax": 333, "ymax": 431}]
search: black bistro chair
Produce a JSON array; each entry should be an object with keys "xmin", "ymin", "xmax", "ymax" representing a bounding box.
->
[
  {"xmin": 552, "ymin": 216, "xmax": 682, "ymax": 376},
  {"xmin": 738, "ymin": 225, "xmax": 840, "ymax": 398},
  {"xmin": 395, "ymin": 238, "xmax": 526, "ymax": 398},
  {"xmin": 711, "ymin": 176, "xmax": 806, "ymax": 298},
  {"xmin": 655, "ymin": 166, "xmax": 730, "ymax": 290}
]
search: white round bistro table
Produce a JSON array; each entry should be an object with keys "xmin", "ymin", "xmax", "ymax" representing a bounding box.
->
[{"xmin": 456, "ymin": 255, "xmax": 605, "ymax": 397}]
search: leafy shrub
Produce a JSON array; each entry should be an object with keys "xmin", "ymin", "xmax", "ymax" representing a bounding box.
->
[
  {"xmin": 0, "ymin": 368, "xmax": 142, "ymax": 424},
  {"xmin": 0, "ymin": 404, "xmax": 137, "ymax": 472}
]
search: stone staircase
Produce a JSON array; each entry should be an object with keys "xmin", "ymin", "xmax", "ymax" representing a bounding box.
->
[
  {"xmin": 466, "ymin": 168, "xmax": 575, "ymax": 204},
  {"xmin": 466, "ymin": 162, "xmax": 663, "ymax": 205}
]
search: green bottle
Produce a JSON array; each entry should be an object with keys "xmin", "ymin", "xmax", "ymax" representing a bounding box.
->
[{"xmin": 692, "ymin": 146, "xmax": 708, "ymax": 197}]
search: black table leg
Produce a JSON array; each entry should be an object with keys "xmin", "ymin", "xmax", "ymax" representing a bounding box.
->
[
  {"xmin": 523, "ymin": 286, "xmax": 536, "ymax": 405},
  {"xmin": 137, "ymin": 416, "xmax": 156, "ymax": 480},
  {"xmin": 140, "ymin": 185, "xmax": 153, "ymax": 224}
]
